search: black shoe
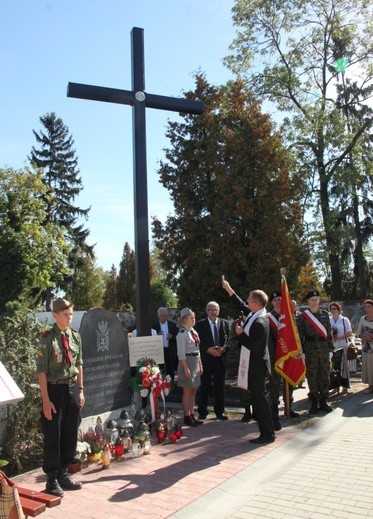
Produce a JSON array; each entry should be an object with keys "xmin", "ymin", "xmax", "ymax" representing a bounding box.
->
[
  {"xmin": 58, "ymin": 472, "xmax": 82, "ymax": 491},
  {"xmin": 249, "ymin": 435, "xmax": 275, "ymax": 444},
  {"xmin": 44, "ymin": 473, "xmax": 64, "ymax": 497},
  {"xmin": 290, "ymin": 410, "xmax": 300, "ymax": 418},
  {"xmin": 309, "ymin": 399, "xmax": 319, "ymax": 415},
  {"xmin": 216, "ymin": 414, "xmax": 229, "ymax": 421},
  {"xmin": 319, "ymin": 399, "xmax": 333, "ymax": 413},
  {"xmin": 191, "ymin": 415, "xmax": 203, "ymax": 425},
  {"xmin": 198, "ymin": 414, "xmax": 207, "ymax": 420},
  {"xmin": 241, "ymin": 412, "xmax": 252, "ymax": 423},
  {"xmin": 184, "ymin": 416, "xmax": 198, "ymax": 426},
  {"xmin": 274, "ymin": 420, "xmax": 282, "ymax": 431}
]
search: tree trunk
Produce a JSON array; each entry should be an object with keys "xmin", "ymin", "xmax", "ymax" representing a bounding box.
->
[
  {"xmin": 352, "ymin": 191, "xmax": 367, "ymax": 298},
  {"xmin": 319, "ymin": 172, "xmax": 343, "ymax": 299}
]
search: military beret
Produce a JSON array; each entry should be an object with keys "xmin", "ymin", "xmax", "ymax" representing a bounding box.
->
[
  {"xmin": 306, "ymin": 290, "xmax": 320, "ymax": 300},
  {"xmin": 52, "ymin": 297, "xmax": 72, "ymax": 312},
  {"xmin": 270, "ymin": 291, "xmax": 281, "ymax": 302},
  {"xmin": 180, "ymin": 307, "xmax": 194, "ymax": 319}
]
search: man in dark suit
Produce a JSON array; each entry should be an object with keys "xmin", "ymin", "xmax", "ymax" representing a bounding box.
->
[
  {"xmin": 222, "ymin": 280, "xmax": 275, "ymax": 444},
  {"xmin": 152, "ymin": 307, "xmax": 179, "ymax": 381},
  {"xmin": 195, "ymin": 301, "xmax": 230, "ymax": 420}
]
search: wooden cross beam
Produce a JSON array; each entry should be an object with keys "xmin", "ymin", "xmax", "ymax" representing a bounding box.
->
[{"xmin": 67, "ymin": 27, "xmax": 203, "ymax": 335}]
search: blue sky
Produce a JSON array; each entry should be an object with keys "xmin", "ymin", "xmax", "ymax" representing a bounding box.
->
[{"xmin": 0, "ymin": 0, "xmax": 235, "ymax": 271}]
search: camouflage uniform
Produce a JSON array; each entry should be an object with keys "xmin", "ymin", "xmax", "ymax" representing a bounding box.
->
[{"xmin": 298, "ymin": 308, "xmax": 333, "ymax": 407}]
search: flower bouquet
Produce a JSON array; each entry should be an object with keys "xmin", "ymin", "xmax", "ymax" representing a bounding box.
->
[
  {"xmin": 129, "ymin": 357, "xmax": 172, "ymax": 422},
  {"xmin": 81, "ymin": 427, "xmax": 105, "ymax": 462},
  {"xmin": 75, "ymin": 440, "xmax": 91, "ymax": 462},
  {"xmin": 68, "ymin": 440, "xmax": 91, "ymax": 473}
]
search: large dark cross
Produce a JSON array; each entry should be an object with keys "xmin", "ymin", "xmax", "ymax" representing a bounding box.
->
[{"xmin": 67, "ymin": 27, "xmax": 203, "ymax": 336}]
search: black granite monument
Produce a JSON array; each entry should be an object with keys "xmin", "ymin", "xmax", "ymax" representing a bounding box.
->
[{"xmin": 79, "ymin": 308, "xmax": 130, "ymax": 418}]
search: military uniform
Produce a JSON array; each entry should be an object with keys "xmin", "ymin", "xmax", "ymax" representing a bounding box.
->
[
  {"xmin": 298, "ymin": 308, "xmax": 333, "ymax": 407},
  {"xmin": 36, "ymin": 320, "xmax": 83, "ymax": 493}
]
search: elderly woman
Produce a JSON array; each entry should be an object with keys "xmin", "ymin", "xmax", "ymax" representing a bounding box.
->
[
  {"xmin": 329, "ymin": 302, "xmax": 353, "ymax": 394},
  {"xmin": 356, "ymin": 299, "xmax": 373, "ymax": 394},
  {"xmin": 176, "ymin": 308, "xmax": 203, "ymax": 426}
]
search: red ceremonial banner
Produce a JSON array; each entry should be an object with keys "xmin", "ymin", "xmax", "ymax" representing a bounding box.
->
[{"xmin": 275, "ymin": 276, "xmax": 306, "ymax": 387}]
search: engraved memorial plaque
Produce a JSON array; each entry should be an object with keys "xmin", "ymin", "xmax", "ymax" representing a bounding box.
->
[{"xmin": 79, "ymin": 308, "xmax": 130, "ymax": 417}]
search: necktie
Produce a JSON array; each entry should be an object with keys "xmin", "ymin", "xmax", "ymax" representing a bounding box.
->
[
  {"xmin": 212, "ymin": 322, "xmax": 220, "ymax": 346},
  {"xmin": 61, "ymin": 333, "xmax": 72, "ymax": 367}
]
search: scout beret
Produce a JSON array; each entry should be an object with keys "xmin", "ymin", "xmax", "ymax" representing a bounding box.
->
[
  {"xmin": 52, "ymin": 297, "xmax": 72, "ymax": 312},
  {"xmin": 180, "ymin": 307, "xmax": 194, "ymax": 319},
  {"xmin": 306, "ymin": 290, "xmax": 320, "ymax": 300},
  {"xmin": 270, "ymin": 291, "xmax": 281, "ymax": 302}
]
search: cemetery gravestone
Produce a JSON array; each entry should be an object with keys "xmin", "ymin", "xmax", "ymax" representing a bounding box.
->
[{"xmin": 79, "ymin": 308, "xmax": 131, "ymax": 418}]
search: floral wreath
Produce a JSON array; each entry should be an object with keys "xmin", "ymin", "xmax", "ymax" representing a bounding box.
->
[{"xmin": 130, "ymin": 357, "xmax": 172, "ymax": 421}]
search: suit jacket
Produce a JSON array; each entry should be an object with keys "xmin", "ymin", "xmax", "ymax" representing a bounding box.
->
[
  {"xmin": 237, "ymin": 315, "xmax": 271, "ymax": 374},
  {"xmin": 194, "ymin": 317, "xmax": 229, "ymax": 369},
  {"xmin": 151, "ymin": 320, "xmax": 179, "ymax": 360}
]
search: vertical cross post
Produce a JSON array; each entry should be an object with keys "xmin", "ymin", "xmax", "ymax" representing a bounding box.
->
[{"xmin": 67, "ymin": 27, "xmax": 203, "ymax": 336}]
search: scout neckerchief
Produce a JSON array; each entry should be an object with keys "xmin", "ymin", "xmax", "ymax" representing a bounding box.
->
[
  {"xmin": 302, "ymin": 309, "xmax": 327, "ymax": 340},
  {"xmin": 244, "ymin": 308, "xmax": 267, "ymax": 336},
  {"xmin": 61, "ymin": 331, "xmax": 72, "ymax": 366},
  {"xmin": 267, "ymin": 312, "xmax": 279, "ymax": 331},
  {"xmin": 190, "ymin": 329, "xmax": 200, "ymax": 349}
]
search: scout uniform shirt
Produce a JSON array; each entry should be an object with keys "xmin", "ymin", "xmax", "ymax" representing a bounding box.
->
[{"xmin": 36, "ymin": 324, "xmax": 83, "ymax": 382}]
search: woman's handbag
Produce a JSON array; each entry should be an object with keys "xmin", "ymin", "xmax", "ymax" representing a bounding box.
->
[
  {"xmin": 347, "ymin": 344, "xmax": 357, "ymax": 361},
  {"xmin": 0, "ymin": 471, "xmax": 25, "ymax": 519}
]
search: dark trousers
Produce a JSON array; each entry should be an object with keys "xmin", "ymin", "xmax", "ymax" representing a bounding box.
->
[
  {"xmin": 41, "ymin": 383, "xmax": 81, "ymax": 473},
  {"xmin": 198, "ymin": 362, "xmax": 226, "ymax": 416},
  {"xmin": 248, "ymin": 364, "xmax": 274, "ymax": 437}
]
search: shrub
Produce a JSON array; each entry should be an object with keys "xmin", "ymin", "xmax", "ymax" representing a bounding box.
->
[{"xmin": 0, "ymin": 303, "xmax": 46, "ymax": 475}]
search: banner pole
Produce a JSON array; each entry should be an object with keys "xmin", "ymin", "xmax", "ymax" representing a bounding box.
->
[{"xmin": 284, "ymin": 380, "xmax": 291, "ymax": 417}]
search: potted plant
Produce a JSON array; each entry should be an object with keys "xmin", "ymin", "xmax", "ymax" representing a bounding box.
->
[
  {"xmin": 82, "ymin": 427, "xmax": 105, "ymax": 462},
  {"xmin": 68, "ymin": 441, "xmax": 91, "ymax": 473}
]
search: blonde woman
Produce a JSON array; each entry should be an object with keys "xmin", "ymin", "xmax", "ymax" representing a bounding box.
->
[{"xmin": 176, "ymin": 308, "xmax": 203, "ymax": 426}]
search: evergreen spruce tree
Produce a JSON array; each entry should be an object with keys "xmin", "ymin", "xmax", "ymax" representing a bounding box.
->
[
  {"xmin": 29, "ymin": 112, "xmax": 93, "ymax": 308},
  {"xmin": 103, "ymin": 265, "xmax": 119, "ymax": 311},
  {"xmin": 117, "ymin": 242, "xmax": 136, "ymax": 311}
]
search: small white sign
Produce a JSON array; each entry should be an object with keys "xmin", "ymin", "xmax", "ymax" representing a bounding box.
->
[
  {"xmin": 0, "ymin": 361, "xmax": 24, "ymax": 405},
  {"xmin": 128, "ymin": 336, "xmax": 164, "ymax": 367}
]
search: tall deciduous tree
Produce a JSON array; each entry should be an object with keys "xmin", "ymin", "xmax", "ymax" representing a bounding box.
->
[
  {"xmin": 152, "ymin": 75, "xmax": 309, "ymax": 316},
  {"xmin": 0, "ymin": 167, "xmax": 69, "ymax": 313},
  {"xmin": 65, "ymin": 253, "xmax": 106, "ymax": 310},
  {"xmin": 225, "ymin": 0, "xmax": 373, "ymax": 299},
  {"xmin": 150, "ymin": 279, "xmax": 177, "ymax": 321},
  {"xmin": 29, "ymin": 112, "xmax": 93, "ymax": 307}
]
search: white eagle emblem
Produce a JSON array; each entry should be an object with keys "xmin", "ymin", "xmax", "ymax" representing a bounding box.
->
[{"xmin": 97, "ymin": 321, "xmax": 109, "ymax": 352}]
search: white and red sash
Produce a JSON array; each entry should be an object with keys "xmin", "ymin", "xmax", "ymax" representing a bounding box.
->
[
  {"xmin": 302, "ymin": 310, "xmax": 327, "ymax": 340},
  {"xmin": 267, "ymin": 313, "xmax": 279, "ymax": 332}
]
